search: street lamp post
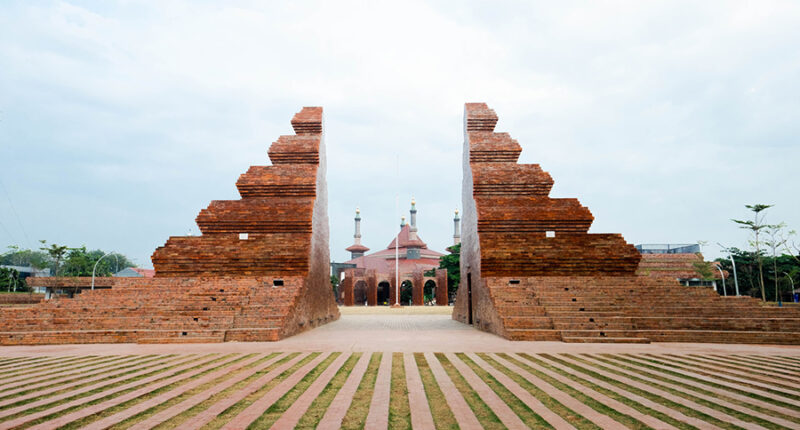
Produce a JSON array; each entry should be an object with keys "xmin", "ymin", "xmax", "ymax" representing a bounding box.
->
[
  {"xmin": 91, "ymin": 251, "xmax": 115, "ymax": 291},
  {"xmin": 717, "ymin": 243, "xmax": 740, "ymax": 296},
  {"xmin": 716, "ymin": 264, "xmax": 727, "ymax": 297}
]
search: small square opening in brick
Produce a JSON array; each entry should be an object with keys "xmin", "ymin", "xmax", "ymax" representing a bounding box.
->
[
  {"xmin": 546, "ymin": 230, "xmax": 555, "ymax": 238},
  {"xmin": 181, "ymin": 332, "xmax": 187, "ymax": 336},
  {"xmin": 193, "ymin": 317, "xmax": 198, "ymax": 322},
  {"xmin": 239, "ymin": 233, "xmax": 248, "ymax": 240},
  {"xmin": 273, "ymin": 279, "xmax": 284, "ymax": 287},
  {"xmin": 211, "ymin": 297, "xmax": 217, "ymax": 301},
  {"xmin": 509, "ymin": 279, "xmax": 520, "ymax": 285}
]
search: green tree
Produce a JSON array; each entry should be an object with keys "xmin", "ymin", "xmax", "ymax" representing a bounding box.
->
[
  {"xmin": 438, "ymin": 243, "xmax": 460, "ymax": 303},
  {"xmin": 60, "ymin": 247, "xmax": 134, "ymax": 277},
  {"xmin": 765, "ymin": 223, "xmax": 788, "ymax": 303},
  {"xmin": 39, "ymin": 240, "xmax": 71, "ymax": 277},
  {"xmin": 330, "ymin": 274, "xmax": 340, "ymax": 302},
  {"xmin": 2, "ymin": 247, "xmax": 51, "ymax": 269},
  {"xmin": 733, "ymin": 204, "xmax": 772, "ymax": 301},
  {"xmin": 0, "ymin": 267, "xmax": 24, "ymax": 292}
]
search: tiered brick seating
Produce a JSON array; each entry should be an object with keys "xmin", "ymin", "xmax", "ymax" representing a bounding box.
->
[
  {"xmin": 455, "ymin": 103, "xmax": 800, "ymax": 344},
  {"xmin": 0, "ymin": 107, "xmax": 338, "ymax": 345}
]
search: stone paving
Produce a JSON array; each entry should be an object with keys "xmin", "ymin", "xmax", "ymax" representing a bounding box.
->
[{"xmin": 0, "ymin": 307, "xmax": 798, "ymax": 429}]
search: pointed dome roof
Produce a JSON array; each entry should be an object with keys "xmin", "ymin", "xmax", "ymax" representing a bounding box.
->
[{"xmin": 387, "ymin": 224, "xmax": 428, "ymax": 249}]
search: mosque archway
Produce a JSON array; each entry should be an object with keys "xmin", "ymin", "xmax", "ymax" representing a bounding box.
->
[
  {"xmin": 424, "ymin": 280, "xmax": 436, "ymax": 305},
  {"xmin": 354, "ymin": 280, "xmax": 367, "ymax": 306},
  {"xmin": 377, "ymin": 281, "xmax": 390, "ymax": 305},
  {"xmin": 400, "ymin": 280, "xmax": 413, "ymax": 306}
]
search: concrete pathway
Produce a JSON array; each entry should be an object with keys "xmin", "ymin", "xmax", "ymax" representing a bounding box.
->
[{"xmin": 0, "ymin": 309, "xmax": 797, "ymax": 429}]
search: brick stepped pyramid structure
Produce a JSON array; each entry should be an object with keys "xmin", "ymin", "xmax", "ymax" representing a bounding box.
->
[
  {"xmin": 454, "ymin": 103, "xmax": 800, "ymax": 344},
  {"xmin": 0, "ymin": 107, "xmax": 339, "ymax": 345}
]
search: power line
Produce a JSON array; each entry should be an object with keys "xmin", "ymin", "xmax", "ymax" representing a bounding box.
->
[
  {"xmin": 0, "ymin": 216, "xmax": 16, "ymax": 245},
  {"xmin": 0, "ymin": 178, "xmax": 32, "ymax": 249}
]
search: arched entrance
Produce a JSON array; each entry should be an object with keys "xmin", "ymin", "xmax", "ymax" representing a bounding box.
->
[
  {"xmin": 424, "ymin": 280, "xmax": 436, "ymax": 305},
  {"xmin": 400, "ymin": 280, "xmax": 413, "ymax": 306},
  {"xmin": 377, "ymin": 281, "xmax": 390, "ymax": 305},
  {"xmin": 354, "ymin": 280, "xmax": 367, "ymax": 306}
]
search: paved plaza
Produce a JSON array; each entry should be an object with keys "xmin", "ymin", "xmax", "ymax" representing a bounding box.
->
[{"xmin": 0, "ymin": 307, "xmax": 798, "ymax": 429}]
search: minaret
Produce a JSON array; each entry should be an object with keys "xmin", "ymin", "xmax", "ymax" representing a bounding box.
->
[
  {"xmin": 345, "ymin": 207, "xmax": 369, "ymax": 259},
  {"xmin": 400, "ymin": 215, "xmax": 406, "ymax": 228},
  {"xmin": 453, "ymin": 209, "xmax": 461, "ymax": 245},
  {"xmin": 354, "ymin": 207, "xmax": 363, "ymax": 245},
  {"xmin": 409, "ymin": 198, "xmax": 418, "ymax": 241}
]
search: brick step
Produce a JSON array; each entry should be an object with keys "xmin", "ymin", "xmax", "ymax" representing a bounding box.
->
[
  {"xmin": 495, "ymin": 304, "xmax": 544, "ymax": 312},
  {"xmin": 561, "ymin": 336, "xmax": 650, "ymax": 344},
  {"xmin": 504, "ymin": 329, "xmax": 562, "ymax": 341},
  {"xmin": 639, "ymin": 330, "xmax": 800, "ymax": 345},
  {"xmin": 559, "ymin": 329, "xmax": 646, "ymax": 338},
  {"xmin": 552, "ymin": 321, "xmax": 634, "ymax": 331},
  {"xmin": 631, "ymin": 317, "xmax": 800, "ymax": 331},
  {"xmin": 500, "ymin": 317, "xmax": 553, "ymax": 329},
  {"xmin": 137, "ymin": 336, "xmax": 224, "ymax": 344}
]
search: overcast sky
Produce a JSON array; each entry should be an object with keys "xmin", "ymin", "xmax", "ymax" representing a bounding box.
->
[{"xmin": 1, "ymin": 1, "xmax": 798, "ymax": 268}]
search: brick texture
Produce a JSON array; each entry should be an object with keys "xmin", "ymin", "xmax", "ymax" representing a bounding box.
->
[
  {"xmin": 454, "ymin": 103, "xmax": 800, "ymax": 344},
  {"xmin": 0, "ymin": 107, "xmax": 338, "ymax": 345}
]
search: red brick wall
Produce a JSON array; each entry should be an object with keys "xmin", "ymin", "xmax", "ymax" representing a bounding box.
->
[{"xmin": 0, "ymin": 107, "xmax": 339, "ymax": 345}]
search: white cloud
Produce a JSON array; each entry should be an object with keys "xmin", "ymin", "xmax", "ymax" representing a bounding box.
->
[{"xmin": 0, "ymin": 0, "xmax": 798, "ymax": 266}]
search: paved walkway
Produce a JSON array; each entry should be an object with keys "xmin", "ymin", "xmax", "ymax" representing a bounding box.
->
[
  {"xmin": 0, "ymin": 309, "xmax": 798, "ymax": 429},
  {"xmin": 2, "ymin": 307, "xmax": 799, "ymax": 356}
]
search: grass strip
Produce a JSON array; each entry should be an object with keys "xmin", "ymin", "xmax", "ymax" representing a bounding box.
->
[
  {"xmin": 776, "ymin": 356, "xmax": 800, "ymax": 365},
  {"xmin": 246, "ymin": 352, "xmax": 341, "ymax": 429},
  {"xmin": 20, "ymin": 354, "xmax": 232, "ymax": 430},
  {"xmin": 666, "ymin": 354, "xmax": 800, "ymax": 389},
  {"xmin": 388, "ymin": 352, "xmax": 411, "ymax": 430},
  {"xmin": 415, "ymin": 353, "xmax": 458, "ymax": 430},
  {"xmin": 521, "ymin": 354, "xmax": 699, "ymax": 430},
  {"xmin": 110, "ymin": 353, "xmax": 280, "ymax": 430},
  {"xmin": 496, "ymin": 353, "xmax": 650, "ymax": 430},
  {"xmin": 0, "ymin": 356, "xmax": 99, "ymax": 380},
  {"xmin": 636, "ymin": 354, "xmax": 800, "ymax": 402},
  {"xmin": 460, "ymin": 353, "xmax": 559, "ymax": 429},
  {"xmin": 552, "ymin": 354, "xmax": 743, "ymax": 430},
  {"xmin": 0, "ymin": 355, "xmax": 164, "ymax": 403},
  {"xmin": 435, "ymin": 352, "xmax": 503, "ymax": 429},
  {"xmin": 59, "ymin": 354, "xmax": 254, "ymax": 430},
  {"xmin": 341, "ymin": 352, "xmax": 381, "ymax": 430},
  {"xmin": 706, "ymin": 354, "xmax": 800, "ymax": 378},
  {"xmin": 295, "ymin": 352, "xmax": 361, "ymax": 429},
  {"xmin": 600, "ymin": 354, "xmax": 800, "ymax": 426},
  {"xmin": 201, "ymin": 352, "xmax": 319, "ymax": 429},
  {"xmin": 0, "ymin": 356, "xmax": 66, "ymax": 374},
  {"xmin": 0, "ymin": 355, "xmax": 133, "ymax": 388},
  {"xmin": 613, "ymin": 354, "xmax": 798, "ymax": 411},
  {"xmin": 0, "ymin": 354, "xmax": 179, "ymax": 410},
  {"xmin": 153, "ymin": 352, "xmax": 300, "ymax": 430},
  {"xmin": 0, "ymin": 354, "xmax": 207, "ymax": 425}
]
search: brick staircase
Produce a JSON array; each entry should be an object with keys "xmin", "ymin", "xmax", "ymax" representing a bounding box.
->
[
  {"xmin": 0, "ymin": 107, "xmax": 339, "ymax": 345},
  {"xmin": 487, "ymin": 276, "xmax": 800, "ymax": 344},
  {"xmin": 0, "ymin": 277, "xmax": 313, "ymax": 345}
]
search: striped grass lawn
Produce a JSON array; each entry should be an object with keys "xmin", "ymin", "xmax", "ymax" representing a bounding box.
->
[{"xmin": 0, "ymin": 352, "xmax": 797, "ymax": 429}]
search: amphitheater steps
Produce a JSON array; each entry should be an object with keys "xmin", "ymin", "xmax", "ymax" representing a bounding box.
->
[
  {"xmin": 562, "ymin": 336, "xmax": 651, "ymax": 344},
  {"xmin": 504, "ymin": 328, "xmax": 562, "ymax": 341},
  {"xmin": 137, "ymin": 336, "xmax": 224, "ymax": 344}
]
